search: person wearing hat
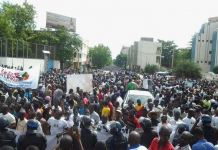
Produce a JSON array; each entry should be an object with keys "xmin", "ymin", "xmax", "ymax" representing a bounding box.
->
[
  {"xmin": 148, "ymin": 111, "xmax": 160, "ymax": 127},
  {"xmin": 139, "ymin": 117, "xmax": 158, "ymax": 149},
  {"xmin": 80, "ymin": 115, "xmax": 97, "ymax": 150},
  {"xmin": 0, "ymin": 118, "xmax": 16, "ymax": 148},
  {"xmin": 115, "ymin": 108, "xmax": 125, "ymax": 127},
  {"xmin": 17, "ymin": 119, "xmax": 47, "ymax": 150},
  {"xmin": 106, "ymin": 121, "xmax": 128, "ymax": 150}
]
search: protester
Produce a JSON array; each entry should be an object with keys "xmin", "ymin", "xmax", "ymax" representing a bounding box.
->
[
  {"xmin": 128, "ymin": 131, "xmax": 148, "ymax": 150},
  {"xmin": 175, "ymin": 131, "xmax": 192, "ymax": 150}
]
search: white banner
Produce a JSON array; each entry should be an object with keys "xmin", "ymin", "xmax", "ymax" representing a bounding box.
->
[
  {"xmin": 0, "ymin": 65, "xmax": 40, "ymax": 89},
  {"xmin": 67, "ymin": 74, "xmax": 93, "ymax": 93}
]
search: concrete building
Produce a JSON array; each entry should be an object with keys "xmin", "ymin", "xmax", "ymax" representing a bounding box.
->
[
  {"xmin": 191, "ymin": 17, "xmax": 218, "ymax": 73},
  {"xmin": 127, "ymin": 37, "xmax": 162, "ymax": 71},
  {"xmin": 73, "ymin": 37, "xmax": 90, "ymax": 71},
  {"xmin": 120, "ymin": 46, "xmax": 129, "ymax": 55}
]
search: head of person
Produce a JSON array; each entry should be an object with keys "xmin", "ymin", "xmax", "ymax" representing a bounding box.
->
[
  {"xmin": 0, "ymin": 146, "xmax": 15, "ymax": 150},
  {"xmin": 0, "ymin": 105, "xmax": 8, "ymax": 114},
  {"xmin": 60, "ymin": 135, "xmax": 73, "ymax": 150},
  {"xmin": 159, "ymin": 126, "xmax": 172, "ymax": 144},
  {"xmin": 69, "ymin": 89, "xmax": 73, "ymax": 94},
  {"xmin": 95, "ymin": 141, "xmax": 107, "ymax": 150},
  {"xmin": 68, "ymin": 100, "xmax": 74, "ymax": 108},
  {"xmin": 18, "ymin": 110, "xmax": 26, "ymax": 120},
  {"xmin": 103, "ymin": 101, "xmax": 108, "ymax": 107},
  {"xmin": 163, "ymin": 108, "xmax": 168, "ymax": 115},
  {"xmin": 73, "ymin": 107, "xmax": 79, "ymax": 117},
  {"xmin": 148, "ymin": 102, "xmax": 154, "ymax": 110},
  {"xmin": 26, "ymin": 119, "xmax": 39, "ymax": 135},
  {"xmin": 128, "ymin": 109, "xmax": 135, "ymax": 118},
  {"xmin": 54, "ymin": 110, "xmax": 62, "ymax": 120},
  {"xmin": 188, "ymin": 109, "xmax": 194, "ymax": 118},
  {"xmin": 115, "ymin": 92, "xmax": 120, "ymax": 98},
  {"xmin": 161, "ymin": 115, "xmax": 167, "ymax": 123},
  {"xmin": 201, "ymin": 115, "xmax": 212, "ymax": 127},
  {"xmin": 141, "ymin": 108, "xmax": 147, "ymax": 117},
  {"xmin": 140, "ymin": 117, "xmax": 152, "ymax": 131},
  {"xmin": 150, "ymin": 112, "xmax": 158, "ymax": 120},
  {"xmin": 114, "ymin": 101, "xmax": 119, "ymax": 108},
  {"xmin": 89, "ymin": 104, "xmax": 95, "ymax": 114},
  {"xmin": 174, "ymin": 111, "xmax": 180, "ymax": 121},
  {"xmin": 128, "ymin": 131, "xmax": 141, "ymax": 147},
  {"xmin": 128, "ymin": 100, "xmax": 133, "ymax": 107},
  {"xmin": 137, "ymin": 99, "xmax": 141, "ymax": 106},
  {"xmin": 154, "ymin": 99, "xmax": 159, "ymax": 106},
  {"xmin": 178, "ymin": 131, "xmax": 193, "ymax": 147},
  {"xmin": 53, "ymin": 99, "xmax": 60, "ymax": 107},
  {"xmin": 110, "ymin": 121, "xmax": 122, "ymax": 135},
  {"xmin": 177, "ymin": 123, "xmax": 189, "ymax": 134},
  {"xmin": 80, "ymin": 115, "xmax": 91, "ymax": 130},
  {"xmin": 0, "ymin": 118, "xmax": 9, "ymax": 131},
  {"xmin": 84, "ymin": 108, "xmax": 90, "ymax": 116},
  {"xmin": 26, "ymin": 146, "xmax": 39, "ymax": 150},
  {"xmin": 102, "ymin": 114, "xmax": 108, "ymax": 124},
  {"xmin": 28, "ymin": 111, "xmax": 36, "ymax": 120},
  {"xmin": 115, "ymin": 109, "xmax": 122, "ymax": 120},
  {"xmin": 193, "ymin": 127, "xmax": 204, "ymax": 141}
]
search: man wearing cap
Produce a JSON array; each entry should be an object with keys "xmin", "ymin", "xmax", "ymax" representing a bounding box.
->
[
  {"xmin": 17, "ymin": 119, "xmax": 47, "ymax": 150},
  {"xmin": 106, "ymin": 121, "xmax": 128, "ymax": 150},
  {"xmin": 80, "ymin": 115, "xmax": 97, "ymax": 150},
  {"xmin": 148, "ymin": 111, "xmax": 160, "ymax": 127}
]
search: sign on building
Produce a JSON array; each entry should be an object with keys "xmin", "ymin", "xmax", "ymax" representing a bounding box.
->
[{"xmin": 46, "ymin": 12, "xmax": 76, "ymax": 32}]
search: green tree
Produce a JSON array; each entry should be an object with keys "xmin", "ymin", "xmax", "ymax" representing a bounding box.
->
[
  {"xmin": 158, "ymin": 40, "xmax": 178, "ymax": 68},
  {"xmin": 144, "ymin": 64, "xmax": 158, "ymax": 74},
  {"xmin": 114, "ymin": 53, "xmax": 127, "ymax": 68},
  {"xmin": 28, "ymin": 26, "xmax": 82, "ymax": 69},
  {"xmin": 173, "ymin": 59, "xmax": 202, "ymax": 79},
  {"xmin": 89, "ymin": 44, "xmax": 112, "ymax": 68},
  {"xmin": 1, "ymin": 1, "xmax": 36, "ymax": 40},
  {"xmin": 0, "ymin": 13, "xmax": 14, "ymax": 38},
  {"xmin": 174, "ymin": 48, "xmax": 191, "ymax": 66},
  {"xmin": 213, "ymin": 66, "xmax": 218, "ymax": 74}
]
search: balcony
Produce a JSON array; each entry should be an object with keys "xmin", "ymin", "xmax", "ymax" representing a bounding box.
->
[{"xmin": 156, "ymin": 51, "xmax": 162, "ymax": 55}]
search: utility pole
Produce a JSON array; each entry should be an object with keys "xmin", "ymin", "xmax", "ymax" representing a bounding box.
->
[{"xmin": 172, "ymin": 49, "xmax": 174, "ymax": 69}]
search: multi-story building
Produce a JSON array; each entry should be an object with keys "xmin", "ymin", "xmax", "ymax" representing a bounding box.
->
[
  {"xmin": 120, "ymin": 46, "xmax": 129, "ymax": 55},
  {"xmin": 191, "ymin": 17, "xmax": 218, "ymax": 73},
  {"xmin": 73, "ymin": 37, "xmax": 89, "ymax": 71},
  {"xmin": 127, "ymin": 37, "xmax": 162, "ymax": 71}
]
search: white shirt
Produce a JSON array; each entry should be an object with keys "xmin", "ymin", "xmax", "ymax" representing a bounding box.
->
[
  {"xmin": 157, "ymin": 123, "xmax": 172, "ymax": 131},
  {"xmin": 116, "ymin": 96, "xmax": 123, "ymax": 107},
  {"xmin": 129, "ymin": 145, "xmax": 148, "ymax": 150},
  {"xmin": 47, "ymin": 118, "xmax": 68, "ymax": 136},
  {"xmin": 0, "ymin": 113, "xmax": 16, "ymax": 125},
  {"xmin": 182, "ymin": 117, "xmax": 196, "ymax": 131},
  {"xmin": 169, "ymin": 119, "xmax": 183, "ymax": 125},
  {"xmin": 158, "ymin": 114, "xmax": 172, "ymax": 122},
  {"xmin": 212, "ymin": 115, "xmax": 218, "ymax": 128},
  {"xmin": 153, "ymin": 105, "xmax": 163, "ymax": 113}
]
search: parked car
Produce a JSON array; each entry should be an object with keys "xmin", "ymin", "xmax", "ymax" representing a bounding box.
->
[{"xmin": 122, "ymin": 90, "xmax": 154, "ymax": 108}]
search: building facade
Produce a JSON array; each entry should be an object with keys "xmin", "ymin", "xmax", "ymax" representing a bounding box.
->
[
  {"xmin": 127, "ymin": 37, "xmax": 162, "ymax": 71},
  {"xmin": 191, "ymin": 17, "xmax": 218, "ymax": 73},
  {"xmin": 120, "ymin": 46, "xmax": 129, "ymax": 55},
  {"xmin": 73, "ymin": 37, "xmax": 89, "ymax": 71}
]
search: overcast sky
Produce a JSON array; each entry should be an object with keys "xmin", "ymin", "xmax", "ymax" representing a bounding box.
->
[{"xmin": 2, "ymin": 0, "xmax": 218, "ymax": 58}]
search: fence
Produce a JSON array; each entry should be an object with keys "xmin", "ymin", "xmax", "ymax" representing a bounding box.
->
[{"xmin": 0, "ymin": 37, "xmax": 57, "ymax": 61}]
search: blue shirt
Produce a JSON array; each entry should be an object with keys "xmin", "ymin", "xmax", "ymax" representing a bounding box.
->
[
  {"xmin": 24, "ymin": 92, "xmax": 32, "ymax": 101},
  {"xmin": 192, "ymin": 139, "xmax": 215, "ymax": 150},
  {"xmin": 79, "ymin": 108, "xmax": 84, "ymax": 115}
]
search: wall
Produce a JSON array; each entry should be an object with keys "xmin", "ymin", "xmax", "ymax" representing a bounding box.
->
[{"xmin": 0, "ymin": 57, "xmax": 60, "ymax": 72}]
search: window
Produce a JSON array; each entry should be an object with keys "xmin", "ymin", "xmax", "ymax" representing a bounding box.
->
[
  {"xmin": 198, "ymin": 40, "xmax": 200, "ymax": 42},
  {"xmin": 202, "ymin": 40, "xmax": 204, "ymax": 42},
  {"xmin": 205, "ymin": 61, "xmax": 207, "ymax": 63},
  {"xmin": 74, "ymin": 53, "xmax": 77, "ymax": 58},
  {"xmin": 208, "ymin": 61, "xmax": 211, "ymax": 65},
  {"xmin": 207, "ymin": 40, "xmax": 209, "ymax": 42},
  {"xmin": 201, "ymin": 61, "xmax": 203, "ymax": 63},
  {"xmin": 80, "ymin": 54, "xmax": 81, "ymax": 58},
  {"xmin": 197, "ymin": 61, "xmax": 199, "ymax": 63},
  {"xmin": 209, "ymin": 51, "xmax": 212, "ymax": 54}
]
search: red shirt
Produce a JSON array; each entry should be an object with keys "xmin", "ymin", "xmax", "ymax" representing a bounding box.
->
[
  {"xmin": 108, "ymin": 102, "xmax": 113, "ymax": 118},
  {"xmin": 98, "ymin": 93, "xmax": 103, "ymax": 101},
  {"xmin": 149, "ymin": 138, "xmax": 174, "ymax": 150},
  {"xmin": 82, "ymin": 98, "xmax": 88, "ymax": 104},
  {"xmin": 127, "ymin": 116, "xmax": 140, "ymax": 129}
]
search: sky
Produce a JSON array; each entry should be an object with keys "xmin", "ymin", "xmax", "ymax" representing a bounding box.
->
[{"xmin": 1, "ymin": 0, "xmax": 218, "ymax": 58}]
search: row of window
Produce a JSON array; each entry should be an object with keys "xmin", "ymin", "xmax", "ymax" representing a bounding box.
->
[
  {"xmin": 196, "ymin": 61, "xmax": 211, "ymax": 65},
  {"xmin": 198, "ymin": 40, "xmax": 212, "ymax": 43}
]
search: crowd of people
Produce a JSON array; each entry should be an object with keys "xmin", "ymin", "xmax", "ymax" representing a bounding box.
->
[{"xmin": 0, "ymin": 67, "xmax": 218, "ymax": 150}]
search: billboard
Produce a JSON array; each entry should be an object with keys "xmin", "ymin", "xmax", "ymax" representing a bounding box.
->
[{"xmin": 46, "ymin": 12, "xmax": 76, "ymax": 32}]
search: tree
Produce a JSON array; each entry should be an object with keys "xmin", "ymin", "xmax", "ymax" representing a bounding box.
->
[
  {"xmin": 144, "ymin": 64, "xmax": 158, "ymax": 74},
  {"xmin": 28, "ymin": 26, "xmax": 82, "ymax": 69},
  {"xmin": 213, "ymin": 66, "xmax": 218, "ymax": 74},
  {"xmin": 0, "ymin": 13, "xmax": 14, "ymax": 38},
  {"xmin": 89, "ymin": 44, "xmax": 112, "ymax": 68},
  {"xmin": 114, "ymin": 53, "xmax": 127, "ymax": 68},
  {"xmin": 158, "ymin": 40, "xmax": 178, "ymax": 68},
  {"xmin": 174, "ymin": 48, "xmax": 191, "ymax": 66},
  {"xmin": 1, "ymin": 1, "xmax": 36, "ymax": 40},
  {"xmin": 173, "ymin": 59, "xmax": 202, "ymax": 79}
]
